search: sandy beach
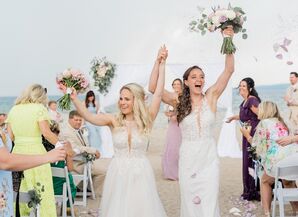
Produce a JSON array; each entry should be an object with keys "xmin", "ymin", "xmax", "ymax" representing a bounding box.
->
[
  {"xmin": 80, "ymin": 126, "xmax": 264, "ymax": 217},
  {"xmin": 63, "ymin": 109, "xmax": 294, "ymax": 217},
  {"xmin": 72, "ymin": 110, "xmax": 254, "ymax": 217}
]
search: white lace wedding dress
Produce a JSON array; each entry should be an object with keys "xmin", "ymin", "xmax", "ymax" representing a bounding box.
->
[
  {"xmin": 179, "ymin": 98, "xmax": 220, "ymax": 217},
  {"xmin": 99, "ymin": 121, "xmax": 167, "ymax": 217}
]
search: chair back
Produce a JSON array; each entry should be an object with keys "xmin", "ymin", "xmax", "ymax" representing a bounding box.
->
[{"xmin": 275, "ymin": 153, "xmax": 298, "ymax": 180}]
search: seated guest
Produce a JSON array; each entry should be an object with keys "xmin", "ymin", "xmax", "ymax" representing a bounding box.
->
[
  {"xmin": 42, "ymin": 121, "xmax": 77, "ymax": 210},
  {"xmin": 48, "ymin": 101, "xmax": 63, "ymax": 123},
  {"xmin": 59, "ymin": 110, "xmax": 109, "ymax": 198},
  {"xmin": 241, "ymin": 101, "xmax": 298, "ymax": 216}
]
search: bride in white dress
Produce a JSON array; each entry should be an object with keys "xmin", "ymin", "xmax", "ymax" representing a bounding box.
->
[
  {"xmin": 67, "ymin": 49, "xmax": 168, "ymax": 217},
  {"xmin": 149, "ymin": 28, "xmax": 234, "ymax": 217}
]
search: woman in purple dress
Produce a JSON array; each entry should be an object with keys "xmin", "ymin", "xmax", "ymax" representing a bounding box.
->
[
  {"xmin": 227, "ymin": 77, "xmax": 261, "ymax": 201},
  {"xmin": 162, "ymin": 78, "xmax": 182, "ymax": 180}
]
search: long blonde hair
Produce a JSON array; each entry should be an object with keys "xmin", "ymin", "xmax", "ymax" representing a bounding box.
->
[
  {"xmin": 15, "ymin": 84, "xmax": 48, "ymax": 106},
  {"xmin": 258, "ymin": 101, "xmax": 288, "ymax": 131},
  {"xmin": 116, "ymin": 83, "xmax": 152, "ymax": 134}
]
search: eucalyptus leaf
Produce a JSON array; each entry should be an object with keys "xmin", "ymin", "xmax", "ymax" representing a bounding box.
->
[{"xmin": 242, "ymin": 34, "xmax": 248, "ymax": 39}]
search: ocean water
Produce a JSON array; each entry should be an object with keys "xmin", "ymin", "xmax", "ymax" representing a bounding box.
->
[{"xmin": 0, "ymin": 83, "xmax": 290, "ymax": 118}]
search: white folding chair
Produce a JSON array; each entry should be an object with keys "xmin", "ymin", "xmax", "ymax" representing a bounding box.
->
[
  {"xmin": 72, "ymin": 155, "xmax": 96, "ymax": 207},
  {"xmin": 272, "ymin": 153, "xmax": 298, "ymax": 217},
  {"xmin": 13, "ymin": 191, "xmax": 40, "ymax": 217},
  {"xmin": 51, "ymin": 166, "xmax": 75, "ymax": 217}
]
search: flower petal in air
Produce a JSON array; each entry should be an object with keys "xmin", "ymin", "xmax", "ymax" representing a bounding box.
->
[{"xmin": 192, "ymin": 196, "xmax": 201, "ymax": 205}]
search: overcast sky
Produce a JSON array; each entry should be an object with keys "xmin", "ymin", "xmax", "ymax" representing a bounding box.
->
[{"xmin": 0, "ymin": 0, "xmax": 298, "ymax": 96}]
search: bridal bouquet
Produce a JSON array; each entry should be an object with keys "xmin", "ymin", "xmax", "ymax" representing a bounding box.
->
[
  {"xmin": 90, "ymin": 57, "xmax": 116, "ymax": 94},
  {"xmin": 56, "ymin": 68, "xmax": 89, "ymax": 110},
  {"xmin": 189, "ymin": 4, "xmax": 247, "ymax": 54}
]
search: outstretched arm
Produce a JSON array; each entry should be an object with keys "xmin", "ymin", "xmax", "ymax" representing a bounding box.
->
[
  {"xmin": 71, "ymin": 94, "xmax": 114, "ymax": 127},
  {"xmin": 0, "ymin": 147, "xmax": 66, "ymax": 171},
  {"xmin": 148, "ymin": 46, "xmax": 176, "ymax": 106},
  {"xmin": 207, "ymin": 27, "xmax": 235, "ymax": 102},
  {"xmin": 149, "ymin": 57, "xmax": 166, "ymax": 121}
]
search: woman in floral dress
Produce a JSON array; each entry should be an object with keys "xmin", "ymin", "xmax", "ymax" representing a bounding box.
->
[{"xmin": 241, "ymin": 101, "xmax": 298, "ymax": 216}]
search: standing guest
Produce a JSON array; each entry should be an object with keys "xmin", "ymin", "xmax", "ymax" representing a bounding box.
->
[
  {"xmin": 162, "ymin": 78, "xmax": 182, "ymax": 180},
  {"xmin": 48, "ymin": 100, "xmax": 63, "ymax": 123},
  {"xmin": 149, "ymin": 28, "xmax": 234, "ymax": 216},
  {"xmin": 6, "ymin": 84, "xmax": 65, "ymax": 217},
  {"xmin": 62, "ymin": 46, "xmax": 168, "ymax": 217},
  {"xmin": 84, "ymin": 90, "xmax": 102, "ymax": 152},
  {"xmin": 284, "ymin": 72, "xmax": 298, "ymax": 133},
  {"xmin": 226, "ymin": 77, "xmax": 261, "ymax": 201},
  {"xmin": 0, "ymin": 127, "xmax": 66, "ymax": 217},
  {"xmin": 241, "ymin": 101, "xmax": 298, "ymax": 216}
]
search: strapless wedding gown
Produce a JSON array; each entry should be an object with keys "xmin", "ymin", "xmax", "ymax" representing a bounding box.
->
[
  {"xmin": 99, "ymin": 122, "xmax": 167, "ymax": 217},
  {"xmin": 179, "ymin": 98, "xmax": 220, "ymax": 217}
]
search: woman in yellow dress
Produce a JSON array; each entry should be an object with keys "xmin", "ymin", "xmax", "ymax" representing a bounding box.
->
[{"xmin": 7, "ymin": 84, "xmax": 63, "ymax": 217}]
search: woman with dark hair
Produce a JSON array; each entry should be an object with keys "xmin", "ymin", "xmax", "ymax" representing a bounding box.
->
[
  {"xmin": 149, "ymin": 27, "xmax": 234, "ymax": 216},
  {"xmin": 226, "ymin": 77, "xmax": 261, "ymax": 201},
  {"xmin": 162, "ymin": 78, "xmax": 182, "ymax": 181},
  {"xmin": 84, "ymin": 90, "xmax": 102, "ymax": 152}
]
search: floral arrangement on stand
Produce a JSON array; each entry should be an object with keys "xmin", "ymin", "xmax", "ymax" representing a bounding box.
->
[
  {"xmin": 189, "ymin": 4, "xmax": 247, "ymax": 54},
  {"xmin": 90, "ymin": 57, "xmax": 116, "ymax": 94},
  {"xmin": 27, "ymin": 182, "xmax": 44, "ymax": 215},
  {"xmin": 56, "ymin": 68, "xmax": 89, "ymax": 110}
]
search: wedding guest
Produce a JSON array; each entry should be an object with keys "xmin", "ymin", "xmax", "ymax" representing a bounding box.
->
[
  {"xmin": 161, "ymin": 78, "xmax": 182, "ymax": 181},
  {"xmin": 241, "ymin": 101, "xmax": 298, "ymax": 216},
  {"xmin": 0, "ymin": 126, "xmax": 66, "ymax": 217},
  {"xmin": 226, "ymin": 77, "xmax": 261, "ymax": 201},
  {"xmin": 59, "ymin": 110, "xmax": 109, "ymax": 198},
  {"xmin": 284, "ymin": 72, "xmax": 298, "ymax": 133},
  {"xmin": 6, "ymin": 84, "xmax": 65, "ymax": 217},
  {"xmin": 84, "ymin": 90, "xmax": 102, "ymax": 152},
  {"xmin": 48, "ymin": 100, "xmax": 63, "ymax": 123}
]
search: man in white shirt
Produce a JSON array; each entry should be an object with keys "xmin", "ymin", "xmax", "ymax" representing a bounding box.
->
[
  {"xmin": 285, "ymin": 72, "xmax": 298, "ymax": 133},
  {"xmin": 59, "ymin": 110, "xmax": 109, "ymax": 198}
]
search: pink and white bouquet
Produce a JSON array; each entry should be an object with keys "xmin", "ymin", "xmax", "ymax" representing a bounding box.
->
[
  {"xmin": 56, "ymin": 68, "xmax": 89, "ymax": 110},
  {"xmin": 189, "ymin": 4, "xmax": 247, "ymax": 54}
]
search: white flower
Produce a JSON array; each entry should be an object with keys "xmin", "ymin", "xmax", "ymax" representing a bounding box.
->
[
  {"xmin": 207, "ymin": 23, "xmax": 216, "ymax": 32},
  {"xmin": 211, "ymin": 15, "xmax": 220, "ymax": 27},
  {"xmin": 215, "ymin": 9, "xmax": 225, "ymax": 17},
  {"xmin": 96, "ymin": 65, "xmax": 107, "ymax": 78},
  {"xmin": 226, "ymin": 10, "xmax": 236, "ymax": 20},
  {"xmin": 62, "ymin": 69, "xmax": 72, "ymax": 78}
]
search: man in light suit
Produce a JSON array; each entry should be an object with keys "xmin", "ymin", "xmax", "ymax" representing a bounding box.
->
[
  {"xmin": 59, "ymin": 110, "xmax": 109, "ymax": 199},
  {"xmin": 285, "ymin": 72, "xmax": 298, "ymax": 134}
]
